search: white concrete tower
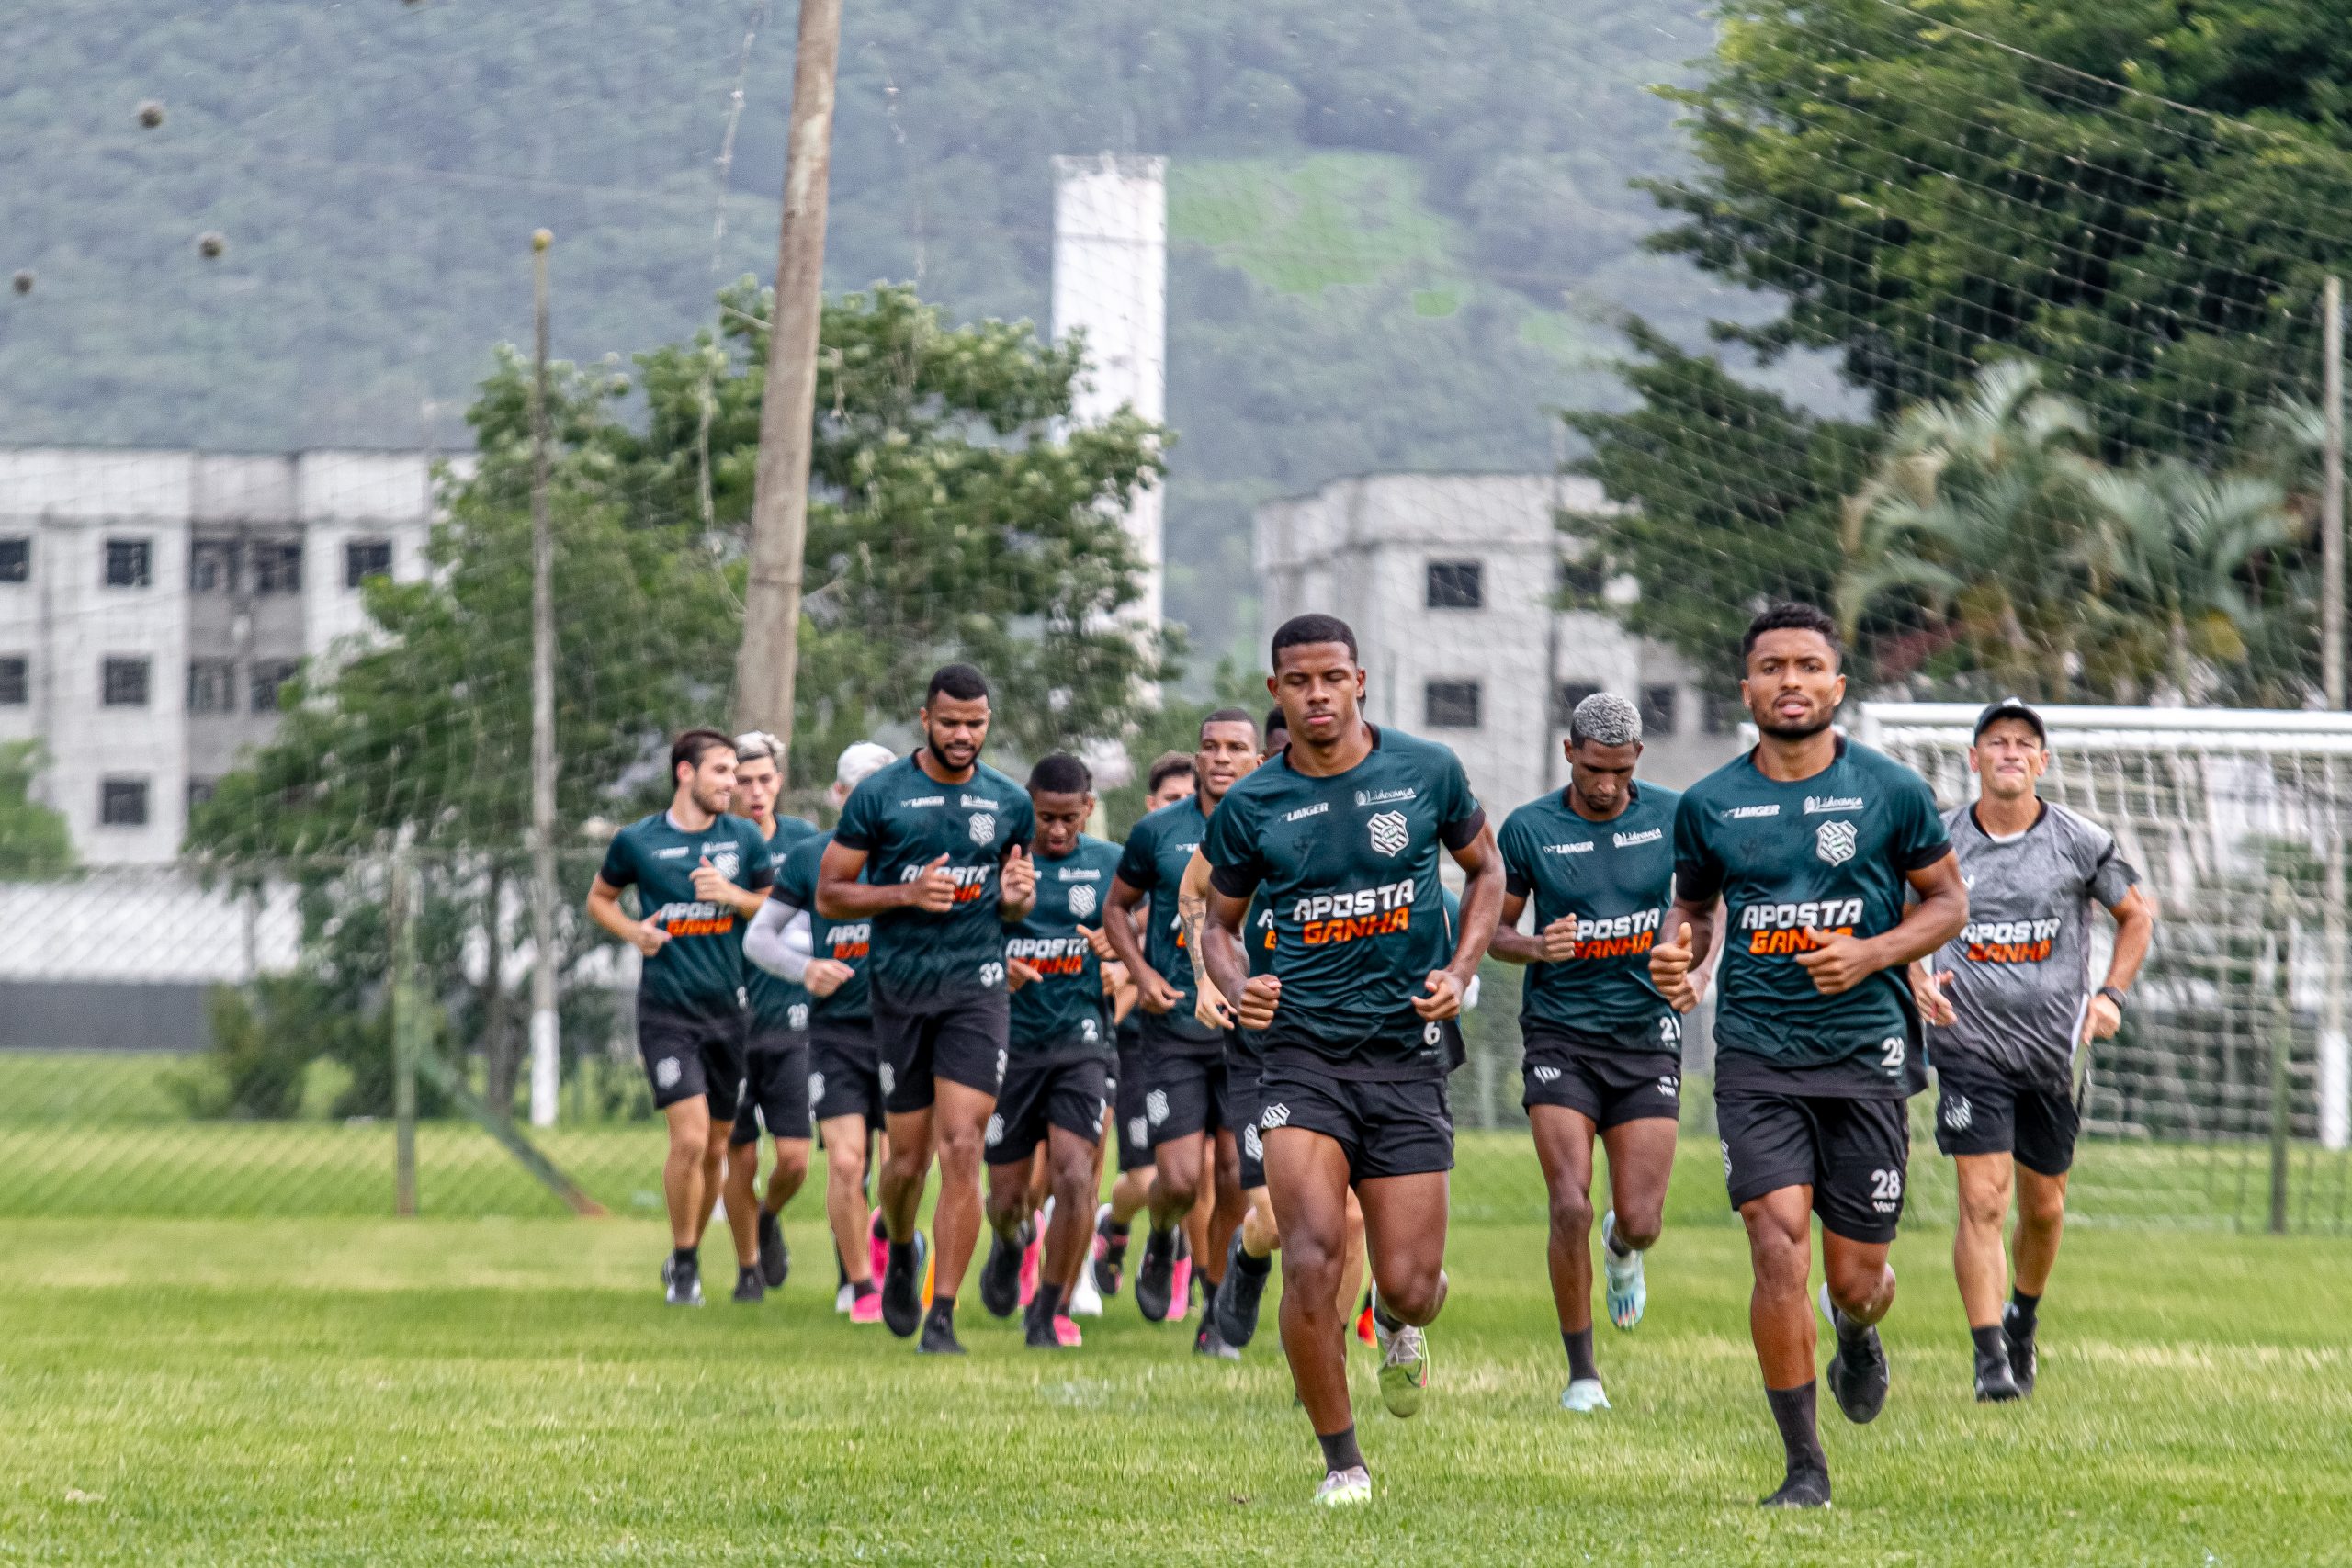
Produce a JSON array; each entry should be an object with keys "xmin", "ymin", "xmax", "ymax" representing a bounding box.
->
[{"xmin": 1051, "ymin": 153, "xmax": 1167, "ymax": 628}]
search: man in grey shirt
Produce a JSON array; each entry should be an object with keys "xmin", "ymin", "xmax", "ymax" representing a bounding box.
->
[{"xmin": 1914, "ymin": 699, "xmax": 2155, "ymax": 1404}]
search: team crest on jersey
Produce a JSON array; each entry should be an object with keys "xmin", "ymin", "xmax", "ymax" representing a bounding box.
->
[
  {"xmin": 968, "ymin": 812, "xmax": 997, "ymax": 847},
  {"xmin": 707, "ymin": 847, "xmax": 741, "ymax": 880},
  {"xmin": 1367, "ymin": 810, "xmax": 1409, "ymax": 857},
  {"xmin": 1067, "ymin": 884, "xmax": 1097, "ymax": 919},
  {"xmin": 1815, "ymin": 818, "xmax": 1858, "ymax": 865}
]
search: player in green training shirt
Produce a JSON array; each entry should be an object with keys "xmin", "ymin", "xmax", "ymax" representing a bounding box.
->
[
  {"xmin": 1102, "ymin": 707, "xmax": 1261, "ymax": 1348},
  {"xmin": 978, "ymin": 754, "xmax": 1123, "ymax": 1350},
  {"xmin": 587, "ymin": 728, "xmax": 777, "ymax": 1308},
  {"xmin": 744, "ymin": 740, "xmax": 899, "ymax": 1325},
  {"xmin": 1650, "ymin": 604, "xmax": 1967, "ymax": 1508},
  {"xmin": 818, "ymin": 664, "xmax": 1037, "ymax": 1355},
  {"xmin": 1200, "ymin": 615, "xmax": 1504, "ymax": 1508},
  {"xmin": 1491, "ymin": 691, "xmax": 1683, "ymax": 1416},
  {"xmin": 716, "ymin": 730, "xmax": 819, "ymax": 1305}
]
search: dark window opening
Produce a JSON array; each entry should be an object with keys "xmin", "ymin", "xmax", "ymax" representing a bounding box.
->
[
  {"xmin": 1641, "ymin": 684, "xmax": 1679, "ymax": 737},
  {"xmin": 188, "ymin": 660, "xmax": 237, "ymax": 715},
  {"xmin": 1425, "ymin": 559, "xmax": 1484, "ymax": 610},
  {"xmin": 251, "ymin": 659, "xmax": 300, "ymax": 714},
  {"xmin": 345, "ymin": 539, "xmax": 393, "ymax": 589},
  {"xmin": 1554, "ymin": 682, "xmax": 1601, "ymax": 729},
  {"xmin": 0, "ymin": 657, "xmax": 26, "ymax": 705},
  {"xmin": 100, "ymin": 777, "xmax": 150, "ymax": 827},
  {"xmin": 190, "ymin": 539, "xmax": 240, "ymax": 593},
  {"xmin": 0, "ymin": 538, "xmax": 28, "ymax": 583},
  {"xmin": 105, "ymin": 538, "xmax": 152, "ymax": 588},
  {"xmin": 102, "ymin": 656, "xmax": 151, "ymax": 707},
  {"xmin": 251, "ymin": 540, "xmax": 302, "ymax": 594},
  {"xmin": 1424, "ymin": 680, "xmax": 1482, "ymax": 729}
]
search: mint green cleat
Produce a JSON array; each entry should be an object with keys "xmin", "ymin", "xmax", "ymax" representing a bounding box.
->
[
  {"xmin": 1374, "ymin": 1319, "xmax": 1429, "ymax": 1418},
  {"xmin": 1314, "ymin": 1466, "xmax": 1372, "ymax": 1507},
  {"xmin": 1601, "ymin": 1211, "xmax": 1645, "ymax": 1331}
]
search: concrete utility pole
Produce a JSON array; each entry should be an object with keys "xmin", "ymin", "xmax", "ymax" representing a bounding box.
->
[
  {"xmin": 2324, "ymin": 277, "xmax": 2345, "ymax": 710},
  {"xmin": 733, "ymin": 0, "xmax": 845, "ymax": 753},
  {"xmin": 528, "ymin": 229, "xmax": 560, "ymax": 1129}
]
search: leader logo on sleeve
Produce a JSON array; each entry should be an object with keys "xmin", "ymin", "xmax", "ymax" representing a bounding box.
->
[
  {"xmin": 1367, "ymin": 810, "xmax": 1410, "ymax": 857},
  {"xmin": 1815, "ymin": 818, "xmax": 1857, "ymax": 865}
]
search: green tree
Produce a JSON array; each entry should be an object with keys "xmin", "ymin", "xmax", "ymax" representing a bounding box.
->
[{"xmin": 0, "ymin": 741, "xmax": 73, "ymax": 877}]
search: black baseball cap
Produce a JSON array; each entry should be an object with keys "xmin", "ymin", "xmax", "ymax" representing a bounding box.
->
[{"xmin": 1973, "ymin": 697, "xmax": 2047, "ymax": 744}]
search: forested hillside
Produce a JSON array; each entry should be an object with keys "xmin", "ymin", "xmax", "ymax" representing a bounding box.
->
[{"xmin": 2, "ymin": 0, "xmax": 1721, "ymax": 661}]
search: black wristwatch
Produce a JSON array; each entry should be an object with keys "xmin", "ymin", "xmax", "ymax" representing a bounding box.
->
[{"xmin": 2097, "ymin": 985, "xmax": 2129, "ymax": 1012}]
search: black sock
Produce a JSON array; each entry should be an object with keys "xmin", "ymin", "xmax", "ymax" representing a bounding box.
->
[
  {"xmin": 1605, "ymin": 1224, "xmax": 1634, "ymax": 1259},
  {"xmin": 871, "ymin": 1212, "xmax": 888, "ymax": 1241},
  {"xmin": 1107, "ymin": 1219, "xmax": 1130, "ymax": 1240},
  {"xmin": 1033, "ymin": 1280, "xmax": 1063, "ymax": 1321},
  {"xmin": 1234, "ymin": 1246, "xmax": 1272, "ymax": 1278},
  {"xmin": 1970, "ymin": 1324, "xmax": 2007, "ymax": 1364},
  {"xmin": 1764, "ymin": 1382, "xmax": 1827, "ymax": 1477},
  {"xmin": 673, "ymin": 1246, "xmax": 697, "ymax": 1271},
  {"xmin": 927, "ymin": 1293, "xmax": 956, "ymax": 1326},
  {"xmin": 2007, "ymin": 1289, "xmax": 2041, "ymax": 1330},
  {"xmin": 1317, "ymin": 1426, "xmax": 1365, "ymax": 1474},
  {"xmin": 1373, "ymin": 1300, "xmax": 1405, "ymax": 1336},
  {"xmin": 888, "ymin": 1239, "xmax": 915, "ymax": 1273},
  {"xmin": 1561, "ymin": 1327, "xmax": 1599, "ymax": 1382},
  {"xmin": 853, "ymin": 1277, "xmax": 878, "ymax": 1300}
]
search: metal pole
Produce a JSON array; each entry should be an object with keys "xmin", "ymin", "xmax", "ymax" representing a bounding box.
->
[
  {"xmin": 732, "ymin": 0, "xmax": 844, "ymax": 755},
  {"xmin": 2267, "ymin": 877, "xmax": 2293, "ymax": 1235},
  {"xmin": 392, "ymin": 851, "xmax": 419, "ymax": 1217},
  {"xmin": 528, "ymin": 229, "xmax": 561, "ymax": 1128},
  {"xmin": 2324, "ymin": 276, "xmax": 2345, "ymax": 710}
]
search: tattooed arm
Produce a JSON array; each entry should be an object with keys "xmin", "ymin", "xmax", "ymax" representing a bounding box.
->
[{"xmin": 1179, "ymin": 848, "xmax": 1236, "ymax": 1030}]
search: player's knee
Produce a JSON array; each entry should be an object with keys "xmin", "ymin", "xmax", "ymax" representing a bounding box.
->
[
  {"xmin": 1051, "ymin": 1147, "xmax": 1093, "ymax": 1199},
  {"xmin": 1616, "ymin": 1210, "xmax": 1663, "ymax": 1251},
  {"xmin": 1825, "ymin": 1251, "xmax": 1891, "ymax": 1312},
  {"xmin": 1747, "ymin": 1228, "xmax": 1809, "ymax": 1294},
  {"xmin": 828, "ymin": 1139, "xmax": 865, "ymax": 1183},
  {"xmin": 772, "ymin": 1144, "xmax": 810, "ymax": 1187},
  {"xmin": 936, "ymin": 1122, "xmax": 983, "ymax": 1172},
  {"xmin": 1374, "ymin": 1262, "xmax": 1443, "ymax": 1324},
  {"xmin": 1958, "ymin": 1182, "xmax": 2008, "ymax": 1230},
  {"xmin": 1281, "ymin": 1231, "xmax": 1341, "ymax": 1297},
  {"xmin": 1547, "ymin": 1185, "xmax": 1595, "ymax": 1239},
  {"xmin": 2019, "ymin": 1180, "xmax": 2066, "ymax": 1232},
  {"xmin": 670, "ymin": 1125, "xmax": 710, "ymax": 1166}
]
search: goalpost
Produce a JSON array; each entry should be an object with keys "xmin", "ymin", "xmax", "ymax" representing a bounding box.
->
[{"xmin": 1858, "ymin": 703, "xmax": 2352, "ymax": 1235}]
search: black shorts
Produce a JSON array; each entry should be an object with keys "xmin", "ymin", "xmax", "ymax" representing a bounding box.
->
[
  {"xmin": 638, "ymin": 1003, "xmax": 747, "ymax": 1119},
  {"xmin": 1521, "ymin": 1027, "xmax": 1682, "ymax": 1131},
  {"xmin": 1113, "ymin": 1040, "xmax": 1153, "ymax": 1172},
  {"xmin": 808, "ymin": 1018, "xmax": 884, "ymax": 1131},
  {"xmin": 1227, "ymin": 1053, "xmax": 1269, "ymax": 1190},
  {"xmin": 1933, "ymin": 1057, "xmax": 2080, "ymax": 1177},
  {"xmin": 988, "ymin": 1056, "xmax": 1109, "ymax": 1166},
  {"xmin": 729, "ymin": 1032, "xmax": 812, "ymax": 1146},
  {"xmin": 1715, "ymin": 1085, "xmax": 1910, "ymax": 1245},
  {"xmin": 1148, "ymin": 1052, "xmax": 1229, "ymax": 1147},
  {"xmin": 1257, "ymin": 1063, "xmax": 1453, "ymax": 1184},
  {"xmin": 871, "ymin": 989, "xmax": 1008, "ymax": 1114}
]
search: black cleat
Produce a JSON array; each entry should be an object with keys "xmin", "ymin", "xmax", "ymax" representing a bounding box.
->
[
  {"xmin": 1973, "ymin": 1345, "xmax": 2021, "ymax": 1404},
  {"xmin": 2003, "ymin": 1307, "xmax": 2039, "ymax": 1397},
  {"xmin": 757, "ymin": 1210, "xmax": 789, "ymax": 1290},
  {"xmin": 1091, "ymin": 1204, "xmax": 1126, "ymax": 1297},
  {"xmin": 1759, "ymin": 1468, "xmax": 1833, "ymax": 1508},
  {"xmin": 918, "ymin": 1306, "xmax": 966, "ymax": 1356},
  {"xmin": 880, "ymin": 1233, "xmax": 928, "ymax": 1338},
  {"xmin": 1135, "ymin": 1228, "xmax": 1177, "ymax": 1323},
  {"xmin": 1023, "ymin": 1303, "xmax": 1064, "ymax": 1350},
  {"xmin": 732, "ymin": 1265, "xmax": 764, "ymax": 1304},
  {"xmin": 1213, "ymin": 1233, "xmax": 1269, "ymax": 1348},
  {"xmin": 1818, "ymin": 1286, "xmax": 1890, "ymax": 1426},
  {"xmin": 980, "ymin": 1222, "xmax": 1030, "ymax": 1319},
  {"xmin": 1193, "ymin": 1317, "xmax": 1241, "ymax": 1360},
  {"xmin": 662, "ymin": 1253, "xmax": 703, "ymax": 1307}
]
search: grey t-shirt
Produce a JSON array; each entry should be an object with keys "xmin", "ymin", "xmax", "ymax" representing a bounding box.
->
[{"xmin": 1928, "ymin": 800, "xmax": 2139, "ymax": 1088}]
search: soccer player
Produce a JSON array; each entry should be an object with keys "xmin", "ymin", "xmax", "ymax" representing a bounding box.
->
[
  {"xmin": 1912, "ymin": 698, "xmax": 2154, "ymax": 1401},
  {"xmin": 1491, "ymin": 692, "xmax": 1684, "ymax": 1413},
  {"xmin": 743, "ymin": 740, "xmax": 897, "ymax": 1324},
  {"xmin": 981, "ymin": 754, "xmax": 1124, "ymax": 1348},
  {"xmin": 1650, "ymin": 603, "xmax": 1968, "ymax": 1507},
  {"xmin": 1094, "ymin": 751, "xmax": 1195, "ymax": 1299},
  {"xmin": 719, "ymin": 730, "xmax": 820, "ymax": 1303},
  {"xmin": 818, "ymin": 665, "xmax": 1036, "ymax": 1354},
  {"xmin": 1104, "ymin": 713, "xmax": 1261, "ymax": 1354},
  {"xmin": 586, "ymin": 729, "xmax": 776, "ymax": 1307},
  {"xmin": 1199, "ymin": 615, "xmax": 1504, "ymax": 1507}
]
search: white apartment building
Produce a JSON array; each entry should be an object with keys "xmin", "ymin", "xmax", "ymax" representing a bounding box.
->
[
  {"xmin": 0, "ymin": 448, "xmax": 443, "ymax": 865},
  {"xmin": 1254, "ymin": 472, "xmax": 1741, "ymax": 814}
]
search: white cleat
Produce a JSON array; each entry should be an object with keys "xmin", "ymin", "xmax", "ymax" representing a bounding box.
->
[
  {"xmin": 834, "ymin": 1282, "xmax": 855, "ymax": 1315},
  {"xmin": 1561, "ymin": 1377, "xmax": 1611, "ymax": 1413},
  {"xmin": 1601, "ymin": 1211, "xmax": 1645, "ymax": 1331},
  {"xmin": 1068, "ymin": 1259, "xmax": 1104, "ymax": 1317},
  {"xmin": 1314, "ymin": 1466, "xmax": 1373, "ymax": 1507}
]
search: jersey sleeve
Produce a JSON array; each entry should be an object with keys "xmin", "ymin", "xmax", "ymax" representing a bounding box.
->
[
  {"xmin": 776, "ymin": 839, "xmax": 819, "ymax": 910},
  {"xmin": 1671, "ymin": 791, "xmax": 1723, "ymax": 904},
  {"xmin": 1201, "ymin": 792, "xmax": 1264, "ymax": 899},
  {"xmin": 738, "ymin": 823, "xmax": 776, "ymax": 892},
  {"xmin": 2071, "ymin": 812, "xmax": 2141, "ymax": 908},
  {"xmin": 1498, "ymin": 809, "xmax": 1535, "ymax": 900},
  {"xmin": 1433, "ymin": 746, "xmax": 1486, "ymax": 851},
  {"xmin": 1001, "ymin": 787, "xmax": 1037, "ymax": 864},
  {"xmin": 1889, "ymin": 771, "xmax": 1954, "ymax": 872},
  {"xmin": 597, "ymin": 831, "xmax": 637, "ymax": 889},
  {"xmin": 832, "ymin": 775, "xmax": 882, "ymax": 852},
  {"xmin": 1114, "ymin": 818, "xmax": 1161, "ymax": 892}
]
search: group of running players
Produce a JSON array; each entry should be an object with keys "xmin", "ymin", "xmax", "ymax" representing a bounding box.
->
[{"xmin": 590, "ymin": 600, "xmax": 2154, "ymax": 1509}]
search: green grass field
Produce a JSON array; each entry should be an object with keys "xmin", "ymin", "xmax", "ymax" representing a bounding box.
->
[{"xmin": 3, "ymin": 1134, "xmax": 2348, "ymax": 1564}]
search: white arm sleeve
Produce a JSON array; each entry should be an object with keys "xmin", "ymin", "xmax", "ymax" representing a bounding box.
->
[{"xmin": 743, "ymin": 897, "xmax": 813, "ymax": 983}]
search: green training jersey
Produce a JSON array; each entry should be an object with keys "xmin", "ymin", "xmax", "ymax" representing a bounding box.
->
[
  {"xmin": 1114, "ymin": 795, "xmax": 1225, "ymax": 1057},
  {"xmin": 1672, "ymin": 738, "xmax": 1951, "ymax": 1095},
  {"xmin": 1202, "ymin": 726, "xmax": 1484, "ymax": 1080},
  {"xmin": 598, "ymin": 810, "xmax": 776, "ymax": 1021},
  {"xmin": 1498, "ymin": 782, "xmax": 1683, "ymax": 1051},
  {"xmin": 832, "ymin": 752, "xmax": 1035, "ymax": 1010},
  {"xmin": 777, "ymin": 829, "xmax": 872, "ymax": 1025},
  {"xmin": 1006, "ymin": 833, "xmax": 1122, "ymax": 1061},
  {"xmin": 744, "ymin": 816, "xmax": 820, "ymax": 1037}
]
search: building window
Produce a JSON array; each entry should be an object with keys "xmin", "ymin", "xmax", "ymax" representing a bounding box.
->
[
  {"xmin": 187, "ymin": 777, "xmax": 220, "ymax": 812},
  {"xmin": 1554, "ymin": 682, "xmax": 1601, "ymax": 729},
  {"xmin": 105, "ymin": 538, "xmax": 152, "ymax": 588},
  {"xmin": 1703, "ymin": 691, "xmax": 1736, "ymax": 734},
  {"xmin": 0, "ymin": 538, "xmax": 28, "ymax": 583},
  {"xmin": 1556, "ymin": 555, "xmax": 1606, "ymax": 601},
  {"xmin": 102, "ymin": 656, "xmax": 151, "ymax": 707},
  {"xmin": 1641, "ymin": 684, "xmax": 1679, "ymax": 738},
  {"xmin": 251, "ymin": 659, "xmax": 300, "ymax": 714},
  {"xmin": 100, "ymin": 777, "xmax": 150, "ymax": 827},
  {"xmin": 0, "ymin": 657, "xmax": 25, "ymax": 705},
  {"xmin": 188, "ymin": 659, "xmax": 237, "ymax": 715},
  {"xmin": 251, "ymin": 540, "xmax": 302, "ymax": 594},
  {"xmin": 1424, "ymin": 679, "xmax": 1482, "ymax": 729},
  {"xmin": 1425, "ymin": 559, "xmax": 1484, "ymax": 610},
  {"xmin": 345, "ymin": 538, "xmax": 393, "ymax": 589},
  {"xmin": 190, "ymin": 539, "xmax": 239, "ymax": 593}
]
